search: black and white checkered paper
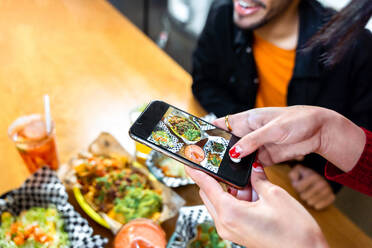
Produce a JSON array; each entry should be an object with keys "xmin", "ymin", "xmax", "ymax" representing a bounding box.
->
[
  {"xmin": 167, "ymin": 205, "xmax": 245, "ymax": 248},
  {"xmin": 148, "ymin": 121, "xmax": 184, "ymax": 153},
  {"xmin": 0, "ymin": 167, "xmax": 107, "ymax": 248}
]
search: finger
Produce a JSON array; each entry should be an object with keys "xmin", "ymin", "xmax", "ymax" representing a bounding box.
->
[
  {"xmin": 306, "ymin": 188, "xmax": 333, "ymax": 207},
  {"xmin": 257, "ymin": 146, "xmax": 275, "ymax": 166},
  {"xmin": 227, "ymin": 186, "xmax": 238, "ymax": 197},
  {"xmin": 289, "ymin": 164, "xmax": 303, "ymax": 182},
  {"xmin": 185, "ymin": 166, "xmax": 224, "ymax": 198},
  {"xmin": 228, "ymin": 184, "xmax": 254, "ymax": 201},
  {"xmin": 252, "ymin": 188, "xmax": 258, "ymax": 202},
  {"xmin": 235, "ymin": 184, "xmax": 252, "ymax": 201},
  {"xmin": 263, "ymin": 135, "xmax": 320, "ymax": 164},
  {"xmin": 289, "ymin": 164, "xmax": 311, "ymax": 182},
  {"xmin": 212, "ymin": 118, "xmax": 228, "ymax": 131},
  {"xmin": 292, "ymin": 173, "xmax": 319, "ymax": 193},
  {"xmin": 294, "ymin": 155, "xmax": 305, "ymax": 161},
  {"xmin": 245, "ymin": 107, "xmax": 285, "ymax": 127},
  {"xmin": 300, "ymin": 179, "xmax": 328, "ymax": 200},
  {"xmin": 250, "ymin": 162, "xmax": 273, "ymax": 197},
  {"xmin": 213, "ymin": 112, "xmax": 252, "ymax": 137},
  {"xmin": 185, "ymin": 166, "xmax": 235, "ymax": 205},
  {"xmin": 314, "ymin": 194, "xmax": 335, "ymax": 210},
  {"xmin": 229, "ymin": 121, "xmax": 284, "ymax": 159},
  {"xmin": 199, "ymin": 189, "xmax": 218, "ymax": 220}
]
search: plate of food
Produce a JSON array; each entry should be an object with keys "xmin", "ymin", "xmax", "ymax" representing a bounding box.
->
[
  {"xmin": 164, "ymin": 110, "xmax": 203, "ymax": 144},
  {"xmin": 0, "ymin": 167, "xmax": 107, "ymax": 248},
  {"xmin": 147, "ymin": 121, "xmax": 184, "ymax": 153},
  {"xmin": 167, "ymin": 206, "xmax": 244, "ymax": 248},
  {"xmin": 1, "ymin": 206, "xmax": 69, "ymax": 247},
  {"xmin": 60, "ymin": 132, "xmax": 185, "ymax": 232},
  {"xmin": 146, "ymin": 151, "xmax": 194, "ymax": 188},
  {"xmin": 74, "ymin": 154, "xmax": 163, "ymax": 227}
]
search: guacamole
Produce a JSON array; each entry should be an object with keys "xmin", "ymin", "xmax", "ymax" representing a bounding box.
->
[{"xmin": 113, "ymin": 187, "xmax": 162, "ymax": 223}]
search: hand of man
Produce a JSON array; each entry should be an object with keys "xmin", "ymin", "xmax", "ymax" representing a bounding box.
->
[{"xmin": 289, "ymin": 164, "xmax": 335, "ymax": 210}]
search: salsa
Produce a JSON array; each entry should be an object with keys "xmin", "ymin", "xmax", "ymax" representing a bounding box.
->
[
  {"xmin": 114, "ymin": 219, "xmax": 166, "ymax": 248},
  {"xmin": 184, "ymin": 145, "xmax": 205, "ymax": 163}
]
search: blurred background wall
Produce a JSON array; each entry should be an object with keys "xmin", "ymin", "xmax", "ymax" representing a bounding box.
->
[{"xmin": 108, "ymin": 0, "xmax": 372, "ymax": 236}]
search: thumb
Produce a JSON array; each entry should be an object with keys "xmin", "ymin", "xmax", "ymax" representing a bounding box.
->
[{"xmin": 250, "ymin": 162, "xmax": 274, "ymax": 197}]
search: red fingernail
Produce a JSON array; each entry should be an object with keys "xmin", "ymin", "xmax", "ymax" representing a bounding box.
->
[
  {"xmin": 229, "ymin": 146, "xmax": 241, "ymax": 158},
  {"xmin": 252, "ymin": 162, "xmax": 264, "ymax": 172}
]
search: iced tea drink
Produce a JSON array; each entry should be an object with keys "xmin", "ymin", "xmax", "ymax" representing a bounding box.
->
[{"xmin": 8, "ymin": 114, "xmax": 59, "ymax": 173}]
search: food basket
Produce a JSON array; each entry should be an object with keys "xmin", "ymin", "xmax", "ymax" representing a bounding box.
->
[
  {"xmin": 58, "ymin": 132, "xmax": 185, "ymax": 233},
  {"xmin": 167, "ymin": 205, "xmax": 245, "ymax": 248},
  {"xmin": 0, "ymin": 167, "xmax": 107, "ymax": 247}
]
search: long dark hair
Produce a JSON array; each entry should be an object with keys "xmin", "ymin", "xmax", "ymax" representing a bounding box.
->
[{"xmin": 305, "ymin": 0, "xmax": 372, "ymax": 66}]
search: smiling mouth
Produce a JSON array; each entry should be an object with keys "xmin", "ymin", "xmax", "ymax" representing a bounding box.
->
[{"xmin": 238, "ymin": 0, "xmax": 265, "ymax": 9}]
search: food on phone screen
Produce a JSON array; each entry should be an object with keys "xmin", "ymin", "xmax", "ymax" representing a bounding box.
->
[
  {"xmin": 158, "ymin": 157, "xmax": 188, "ymax": 178},
  {"xmin": 0, "ymin": 206, "xmax": 69, "ymax": 247},
  {"xmin": 188, "ymin": 223, "xmax": 229, "ymax": 248},
  {"xmin": 207, "ymin": 153, "xmax": 222, "ymax": 167},
  {"xmin": 211, "ymin": 142, "xmax": 225, "ymax": 153},
  {"xmin": 151, "ymin": 130, "xmax": 174, "ymax": 147},
  {"xmin": 184, "ymin": 145, "xmax": 205, "ymax": 163},
  {"xmin": 114, "ymin": 219, "xmax": 166, "ymax": 248},
  {"xmin": 146, "ymin": 106, "xmax": 234, "ymax": 175},
  {"xmin": 168, "ymin": 116, "xmax": 201, "ymax": 142},
  {"xmin": 74, "ymin": 155, "xmax": 162, "ymax": 224}
]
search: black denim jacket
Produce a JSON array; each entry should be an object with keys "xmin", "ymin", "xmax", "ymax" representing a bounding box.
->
[{"xmin": 192, "ymin": 0, "xmax": 372, "ymax": 192}]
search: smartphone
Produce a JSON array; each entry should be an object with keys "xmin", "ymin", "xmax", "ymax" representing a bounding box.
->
[{"xmin": 129, "ymin": 100, "xmax": 256, "ymax": 188}]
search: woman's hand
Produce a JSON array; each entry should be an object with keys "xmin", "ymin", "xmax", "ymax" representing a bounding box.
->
[
  {"xmin": 214, "ymin": 106, "xmax": 365, "ymax": 172},
  {"xmin": 185, "ymin": 165, "xmax": 328, "ymax": 248}
]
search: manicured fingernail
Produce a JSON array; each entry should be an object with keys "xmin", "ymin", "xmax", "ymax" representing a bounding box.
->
[
  {"xmin": 252, "ymin": 162, "xmax": 264, "ymax": 172},
  {"xmin": 229, "ymin": 146, "xmax": 242, "ymax": 158},
  {"xmin": 252, "ymin": 188, "xmax": 258, "ymax": 201}
]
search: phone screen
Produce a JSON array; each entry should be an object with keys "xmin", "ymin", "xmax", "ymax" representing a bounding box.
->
[
  {"xmin": 147, "ymin": 106, "xmax": 231, "ymax": 174},
  {"xmin": 130, "ymin": 101, "xmax": 255, "ymax": 188}
]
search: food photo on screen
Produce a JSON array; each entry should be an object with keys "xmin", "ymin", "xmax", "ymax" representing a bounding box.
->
[{"xmin": 147, "ymin": 107, "xmax": 231, "ymax": 174}]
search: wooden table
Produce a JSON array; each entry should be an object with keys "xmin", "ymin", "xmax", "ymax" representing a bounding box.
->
[{"xmin": 0, "ymin": 1, "xmax": 371, "ymax": 247}]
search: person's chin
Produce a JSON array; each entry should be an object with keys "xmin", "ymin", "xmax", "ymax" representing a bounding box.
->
[{"xmin": 233, "ymin": 13, "xmax": 266, "ymax": 30}]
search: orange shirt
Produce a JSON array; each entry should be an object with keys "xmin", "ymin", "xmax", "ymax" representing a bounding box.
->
[{"xmin": 253, "ymin": 34, "xmax": 296, "ymax": 108}]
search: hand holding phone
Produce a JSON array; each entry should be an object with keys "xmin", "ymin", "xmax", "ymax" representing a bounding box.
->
[{"xmin": 129, "ymin": 101, "xmax": 256, "ymax": 188}]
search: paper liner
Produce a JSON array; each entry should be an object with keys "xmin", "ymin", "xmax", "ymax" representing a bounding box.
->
[
  {"xmin": 0, "ymin": 167, "xmax": 107, "ymax": 247},
  {"xmin": 167, "ymin": 205, "xmax": 245, "ymax": 248}
]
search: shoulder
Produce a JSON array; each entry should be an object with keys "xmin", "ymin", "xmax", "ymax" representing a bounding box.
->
[
  {"xmin": 355, "ymin": 29, "xmax": 372, "ymax": 48},
  {"xmin": 350, "ymin": 29, "xmax": 372, "ymax": 67},
  {"xmin": 300, "ymin": 0, "xmax": 336, "ymax": 25}
]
